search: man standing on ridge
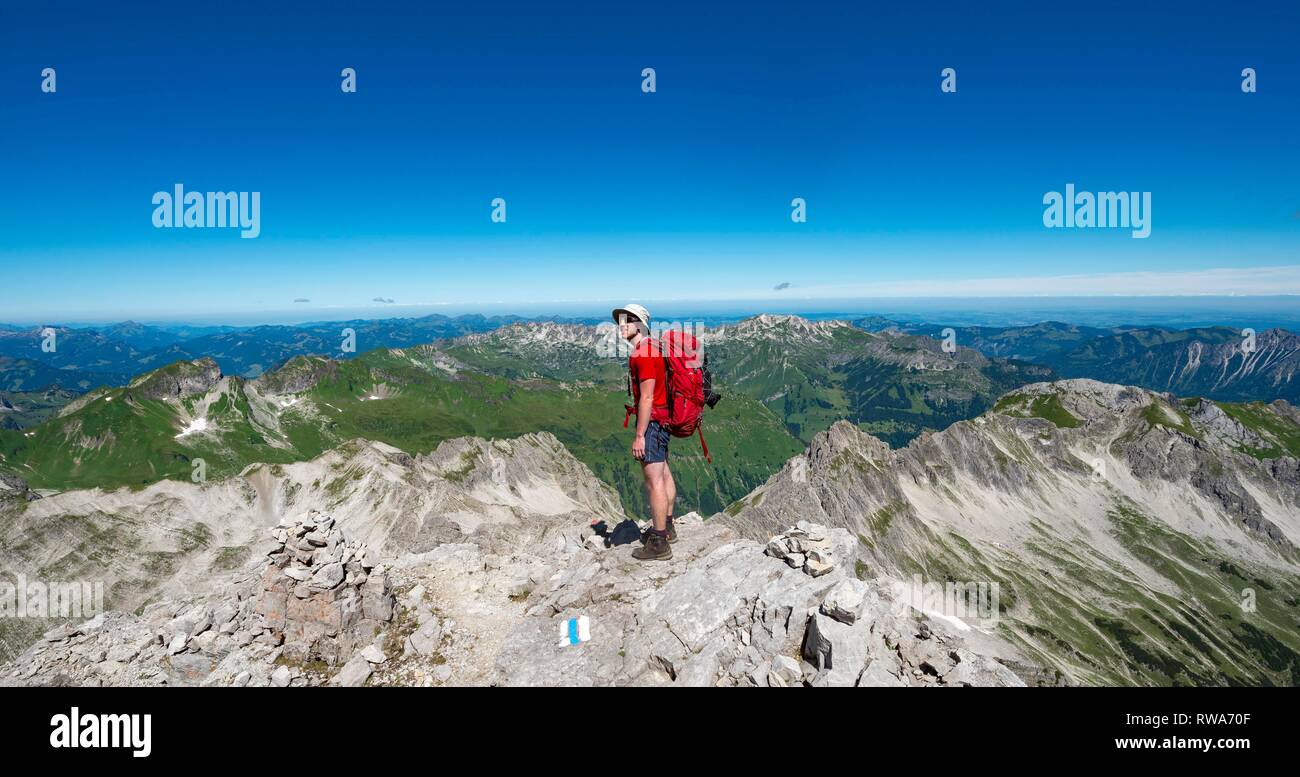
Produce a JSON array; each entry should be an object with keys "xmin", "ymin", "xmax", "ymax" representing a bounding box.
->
[{"xmin": 613, "ymin": 303, "xmax": 677, "ymax": 561}]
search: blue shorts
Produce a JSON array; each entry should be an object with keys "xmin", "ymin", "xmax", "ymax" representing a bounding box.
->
[{"xmin": 642, "ymin": 420, "xmax": 671, "ymax": 463}]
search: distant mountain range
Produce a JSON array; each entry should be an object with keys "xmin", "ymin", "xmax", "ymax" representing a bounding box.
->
[
  {"xmin": 703, "ymin": 315, "xmax": 1053, "ymax": 446},
  {"xmin": 0, "ymin": 313, "xmax": 1070, "ymax": 517},
  {"xmin": 4, "ymin": 313, "xmax": 1299, "ymax": 510},
  {"xmin": 0, "ymin": 314, "xmax": 575, "ymax": 393},
  {"xmin": 6, "ymin": 313, "xmax": 1298, "ymax": 413},
  {"xmin": 859, "ymin": 318, "xmax": 1300, "ymax": 403}
]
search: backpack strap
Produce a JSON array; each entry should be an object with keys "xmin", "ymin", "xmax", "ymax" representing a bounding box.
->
[
  {"xmin": 624, "ymin": 344, "xmax": 639, "ymax": 428},
  {"xmin": 658, "ymin": 337, "xmax": 669, "ymax": 413},
  {"xmin": 697, "ymin": 425, "xmax": 711, "ymax": 463}
]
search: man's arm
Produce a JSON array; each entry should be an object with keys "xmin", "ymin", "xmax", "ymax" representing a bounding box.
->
[{"xmin": 632, "ymin": 377, "xmax": 655, "ymax": 459}]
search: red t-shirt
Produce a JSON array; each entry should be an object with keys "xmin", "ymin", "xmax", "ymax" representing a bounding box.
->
[{"xmin": 629, "ymin": 339, "xmax": 669, "ymax": 422}]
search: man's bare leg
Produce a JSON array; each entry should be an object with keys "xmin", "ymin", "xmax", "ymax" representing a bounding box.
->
[
  {"xmin": 632, "ymin": 460, "xmax": 673, "ymax": 560},
  {"xmin": 662, "ymin": 464, "xmax": 676, "ymax": 523},
  {"xmin": 643, "ymin": 461, "xmax": 668, "ymax": 532},
  {"xmin": 642, "ymin": 469, "xmax": 654, "ymax": 520}
]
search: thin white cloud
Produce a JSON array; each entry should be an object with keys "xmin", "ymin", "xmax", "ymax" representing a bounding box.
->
[{"xmin": 775, "ymin": 265, "xmax": 1300, "ymax": 298}]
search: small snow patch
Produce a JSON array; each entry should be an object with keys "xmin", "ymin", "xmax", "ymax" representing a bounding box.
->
[
  {"xmin": 923, "ymin": 609, "xmax": 972, "ymax": 632},
  {"xmin": 175, "ymin": 418, "xmax": 209, "ymax": 438}
]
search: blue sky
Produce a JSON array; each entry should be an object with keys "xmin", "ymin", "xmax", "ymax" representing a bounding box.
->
[{"xmin": 1, "ymin": 0, "xmax": 1297, "ymax": 323}]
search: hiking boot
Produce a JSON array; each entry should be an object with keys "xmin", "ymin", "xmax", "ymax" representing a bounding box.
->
[
  {"xmin": 641, "ymin": 522, "xmax": 677, "ymax": 544},
  {"xmin": 632, "ymin": 531, "xmax": 673, "ymax": 561}
]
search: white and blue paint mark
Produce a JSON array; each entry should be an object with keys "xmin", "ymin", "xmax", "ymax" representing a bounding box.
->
[{"xmin": 559, "ymin": 615, "xmax": 591, "ymax": 647}]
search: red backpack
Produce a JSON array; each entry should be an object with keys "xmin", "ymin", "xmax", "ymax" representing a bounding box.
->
[{"xmin": 622, "ymin": 330, "xmax": 721, "ymax": 462}]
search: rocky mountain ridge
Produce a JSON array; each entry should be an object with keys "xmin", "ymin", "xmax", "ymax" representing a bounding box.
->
[
  {"xmin": 723, "ymin": 378, "xmax": 1300, "ymax": 685},
  {"xmin": 5, "ymin": 370, "xmax": 1299, "ymax": 685},
  {"xmin": 2, "ymin": 512, "xmax": 1034, "ymax": 688}
]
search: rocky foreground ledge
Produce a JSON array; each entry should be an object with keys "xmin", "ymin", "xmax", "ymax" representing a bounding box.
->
[{"xmin": 3, "ymin": 511, "xmax": 1034, "ymax": 687}]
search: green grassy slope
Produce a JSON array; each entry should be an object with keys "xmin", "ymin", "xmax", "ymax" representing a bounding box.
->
[
  {"xmin": 0, "ymin": 349, "xmax": 802, "ymax": 518},
  {"xmin": 890, "ymin": 501, "xmax": 1300, "ymax": 686}
]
